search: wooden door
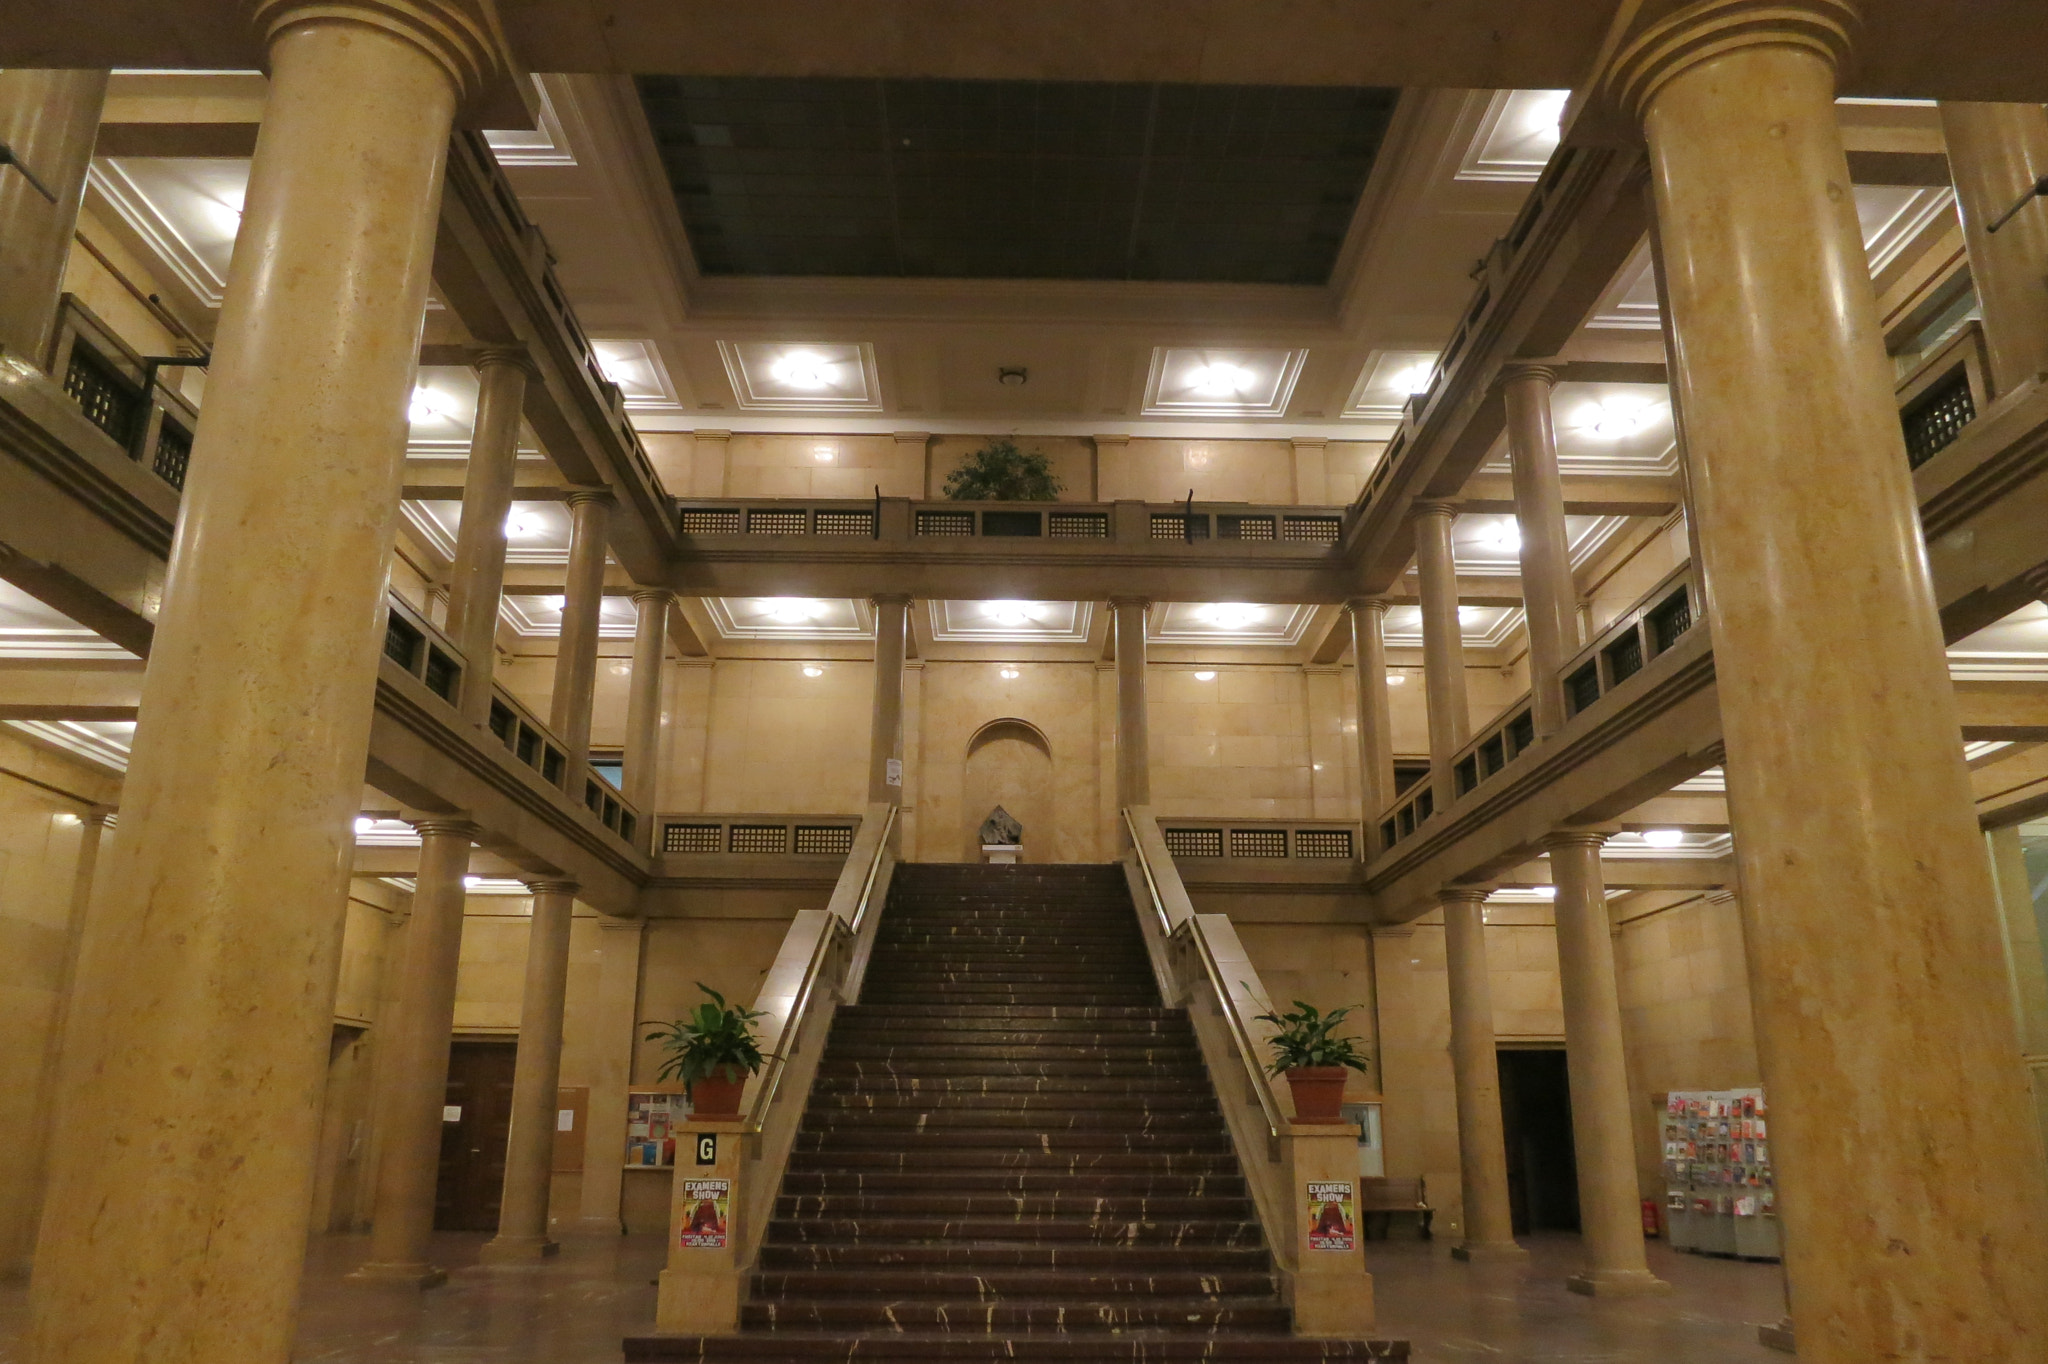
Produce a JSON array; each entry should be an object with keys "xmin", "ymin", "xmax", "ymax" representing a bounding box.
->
[{"xmin": 435, "ymin": 1040, "xmax": 518, "ymax": 1231}]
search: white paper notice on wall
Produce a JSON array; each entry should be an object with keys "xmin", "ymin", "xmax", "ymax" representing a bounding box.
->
[
  {"xmin": 442, "ymin": 1106, "xmax": 462, "ymax": 1123},
  {"xmin": 885, "ymin": 758, "xmax": 902, "ymax": 787},
  {"xmin": 558, "ymin": 1109, "xmax": 576, "ymax": 1132}
]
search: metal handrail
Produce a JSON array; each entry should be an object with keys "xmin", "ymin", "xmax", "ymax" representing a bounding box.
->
[
  {"xmin": 847, "ymin": 804, "xmax": 899, "ymax": 936},
  {"xmin": 1123, "ymin": 808, "xmax": 1286, "ymax": 1141},
  {"xmin": 744, "ymin": 804, "xmax": 895, "ymax": 1133}
]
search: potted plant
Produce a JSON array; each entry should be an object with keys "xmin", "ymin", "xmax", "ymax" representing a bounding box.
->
[
  {"xmin": 942, "ymin": 437, "xmax": 1065, "ymax": 501},
  {"xmin": 1252, "ymin": 995, "xmax": 1371, "ymax": 1123},
  {"xmin": 643, "ymin": 983, "xmax": 771, "ymax": 1117}
]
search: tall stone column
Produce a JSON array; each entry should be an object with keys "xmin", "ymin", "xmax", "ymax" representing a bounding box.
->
[
  {"xmin": 446, "ymin": 350, "xmax": 533, "ymax": 727},
  {"xmin": 1938, "ymin": 102, "xmax": 2048, "ymax": 397},
  {"xmin": 0, "ymin": 70, "xmax": 107, "ymax": 365},
  {"xmin": 1347, "ymin": 597, "xmax": 1397, "ymax": 846},
  {"xmin": 1413, "ymin": 502, "xmax": 1469, "ymax": 812},
  {"xmin": 1111, "ymin": 598, "xmax": 1152, "ymax": 809},
  {"xmin": 868, "ymin": 594, "xmax": 911, "ymax": 805},
  {"xmin": 551, "ymin": 490, "xmax": 613, "ymax": 768},
  {"xmin": 1545, "ymin": 830, "xmax": 1668, "ymax": 1296},
  {"xmin": 1501, "ymin": 364, "xmax": 1575, "ymax": 735},
  {"xmin": 623, "ymin": 588, "xmax": 672, "ymax": 825},
  {"xmin": 351, "ymin": 819, "xmax": 477, "ymax": 1286},
  {"xmin": 27, "ymin": 7, "xmax": 501, "ymax": 1360},
  {"xmin": 1439, "ymin": 886, "xmax": 1524, "ymax": 1260},
  {"xmin": 574, "ymin": 917, "xmax": 646, "ymax": 1235},
  {"xmin": 481, "ymin": 880, "xmax": 578, "ymax": 1264},
  {"xmin": 1608, "ymin": 5, "xmax": 2048, "ymax": 1357}
]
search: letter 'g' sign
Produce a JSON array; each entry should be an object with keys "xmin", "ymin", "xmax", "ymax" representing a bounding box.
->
[{"xmin": 695, "ymin": 1133, "xmax": 718, "ymax": 1166}]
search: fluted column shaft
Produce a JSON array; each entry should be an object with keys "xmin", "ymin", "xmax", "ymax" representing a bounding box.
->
[
  {"xmin": 1112, "ymin": 599, "xmax": 1152, "ymax": 808},
  {"xmin": 481, "ymin": 880, "xmax": 578, "ymax": 1263},
  {"xmin": 1413, "ymin": 503, "xmax": 1469, "ymax": 811},
  {"xmin": 1546, "ymin": 831, "xmax": 1668, "ymax": 1296},
  {"xmin": 868, "ymin": 594, "xmax": 910, "ymax": 805},
  {"xmin": 1502, "ymin": 365, "xmax": 1575, "ymax": 735},
  {"xmin": 1939, "ymin": 101, "xmax": 2048, "ymax": 397},
  {"xmin": 624, "ymin": 589, "xmax": 672, "ymax": 823},
  {"xmin": 352, "ymin": 820, "xmax": 476, "ymax": 1285},
  {"xmin": 1347, "ymin": 598, "xmax": 1397, "ymax": 844},
  {"xmin": 550, "ymin": 491, "xmax": 613, "ymax": 767},
  {"xmin": 447, "ymin": 351, "xmax": 531, "ymax": 727},
  {"xmin": 28, "ymin": 7, "xmax": 494, "ymax": 1358},
  {"xmin": 0, "ymin": 70, "xmax": 107, "ymax": 364},
  {"xmin": 1611, "ymin": 5, "xmax": 2048, "ymax": 1357},
  {"xmin": 1440, "ymin": 887, "xmax": 1524, "ymax": 1260}
]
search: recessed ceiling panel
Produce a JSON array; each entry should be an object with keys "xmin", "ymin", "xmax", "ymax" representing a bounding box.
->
[
  {"xmin": 1148, "ymin": 602, "xmax": 1317, "ymax": 647},
  {"xmin": 717, "ymin": 341, "xmax": 882, "ymax": 412},
  {"xmin": 704, "ymin": 597, "xmax": 875, "ymax": 641},
  {"xmin": 929, "ymin": 600, "xmax": 1092, "ymax": 644},
  {"xmin": 1456, "ymin": 89, "xmax": 1568, "ymax": 183},
  {"xmin": 0, "ymin": 581, "xmax": 136, "ymax": 659},
  {"xmin": 1141, "ymin": 347, "xmax": 1307, "ymax": 418},
  {"xmin": 501, "ymin": 594, "xmax": 639, "ymax": 639},
  {"xmin": 637, "ymin": 77, "xmax": 1397, "ymax": 284},
  {"xmin": 1343, "ymin": 349, "xmax": 1438, "ymax": 421},
  {"xmin": 1380, "ymin": 603, "xmax": 1525, "ymax": 650}
]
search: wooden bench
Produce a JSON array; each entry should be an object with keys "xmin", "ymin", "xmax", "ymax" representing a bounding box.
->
[{"xmin": 1359, "ymin": 1176, "xmax": 1433, "ymax": 1240}]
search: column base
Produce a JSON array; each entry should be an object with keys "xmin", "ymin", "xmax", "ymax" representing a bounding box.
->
[
  {"xmin": 1451, "ymin": 1241, "xmax": 1529, "ymax": 1262},
  {"xmin": 478, "ymin": 1234, "xmax": 560, "ymax": 1264},
  {"xmin": 345, "ymin": 1260, "xmax": 447, "ymax": 1289},
  {"xmin": 1758, "ymin": 1317, "xmax": 1796, "ymax": 1353},
  {"xmin": 1566, "ymin": 1268, "xmax": 1672, "ymax": 1297}
]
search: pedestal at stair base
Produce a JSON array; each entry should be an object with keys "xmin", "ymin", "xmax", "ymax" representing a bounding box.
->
[
  {"xmin": 654, "ymin": 1117, "xmax": 745, "ymax": 1334},
  {"xmin": 1286, "ymin": 1123, "xmax": 1377, "ymax": 1337}
]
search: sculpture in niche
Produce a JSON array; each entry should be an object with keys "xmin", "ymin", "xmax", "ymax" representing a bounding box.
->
[{"xmin": 978, "ymin": 805, "xmax": 1023, "ymax": 847}]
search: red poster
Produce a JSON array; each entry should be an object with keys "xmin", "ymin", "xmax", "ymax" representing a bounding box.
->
[{"xmin": 679, "ymin": 1178, "xmax": 730, "ymax": 1249}]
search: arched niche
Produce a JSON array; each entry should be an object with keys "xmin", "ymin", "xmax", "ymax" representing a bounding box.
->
[{"xmin": 962, "ymin": 718, "xmax": 1053, "ymax": 861}]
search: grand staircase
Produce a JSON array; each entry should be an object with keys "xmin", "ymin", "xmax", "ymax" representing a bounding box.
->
[{"xmin": 627, "ymin": 862, "xmax": 1407, "ymax": 1361}]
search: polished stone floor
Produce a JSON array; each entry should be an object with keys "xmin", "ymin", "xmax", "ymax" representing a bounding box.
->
[{"xmin": 0, "ymin": 1231, "xmax": 1791, "ymax": 1362}]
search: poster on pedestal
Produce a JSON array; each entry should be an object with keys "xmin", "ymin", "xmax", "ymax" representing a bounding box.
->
[
  {"xmin": 1305, "ymin": 1181, "xmax": 1356, "ymax": 1251},
  {"xmin": 678, "ymin": 1178, "xmax": 730, "ymax": 1249}
]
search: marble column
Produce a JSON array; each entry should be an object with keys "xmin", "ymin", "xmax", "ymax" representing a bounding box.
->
[
  {"xmin": 1939, "ymin": 102, "xmax": 2048, "ymax": 397},
  {"xmin": 868, "ymin": 594, "xmax": 911, "ymax": 805},
  {"xmin": 1112, "ymin": 598, "xmax": 1152, "ymax": 808},
  {"xmin": 550, "ymin": 490, "xmax": 613, "ymax": 768},
  {"xmin": 0, "ymin": 70, "xmax": 107, "ymax": 364},
  {"xmin": 1439, "ymin": 886, "xmax": 1524, "ymax": 1260},
  {"xmin": 1545, "ymin": 830, "xmax": 1669, "ymax": 1296},
  {"xmin": 27, "ymin": 6, "xmax": 500, "ymax": 1359},
  {"xmin": 351, "ymin": 819, "xmax": 476, "ymax": 1286},
  {"xmin": 446, "ymin": 350, "xmax": 532, "ymax": 728},
  {"xmin": 481, "ymin": 880, "xmax": 578, "ymax": 1263},
  {"xmin": 1501, "ymin": 364, "xmax": 1575, "ymax": 736},
  {"xmin": 1608, "ymin": 4, "xmax": 2048, "ymax": 1356},
  {"xmin": 1347, "ymin": 597, "xmax": 1397, "ymax": 845},
  {"xmin": 1413, "ymin": 502, "xmax": 1469, "ymax": 812},
  {"xmin": 623, "ymin": 589, "xmax": 672, "ymax": 825},
  {"xmin": 574, "ymin": 917, "xmax": 646, "ymax": 1234}
]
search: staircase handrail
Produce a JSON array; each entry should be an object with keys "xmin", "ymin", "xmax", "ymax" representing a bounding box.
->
[{"xmin": 1123, "ymin": 807, "xmax": 1286, "ymax": 1143}]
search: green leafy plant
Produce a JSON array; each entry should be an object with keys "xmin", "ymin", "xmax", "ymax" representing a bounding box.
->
[
  {"xmin": 642, "ymin": 983, "xmax": 772, "ymax": 1097},
  {"xmin": 1250, "ymin": 993, "xmax": 1372, "ymax": 1076},
  {"xmin": 942, "ymin": 437, "xmax": 1065, "ymax": 501}
]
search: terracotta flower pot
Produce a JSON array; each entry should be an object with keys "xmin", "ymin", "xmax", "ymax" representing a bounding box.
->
[
  {"xmin": 689, "ymin": 1073, "xmax": 747, "ymax": 1117},
  {"xmin": 1283, "ymin": 1066, "xmax": 1350, "ymax": 1122}
]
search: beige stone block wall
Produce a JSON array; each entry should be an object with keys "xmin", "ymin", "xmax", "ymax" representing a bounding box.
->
[
  {"xmin": 63, "ymin": 206, "xmax": 181, "ymax": 362},
  {"xmin": 1100, "ymin": 438, "xmax": 1293, "ymax": 505},
  {"xmin": 731, "ymin": 433, "xmax": 925, "ymax": 500},
  {"xmin": 700, "ymin": 659, "xmax": 872, "ymax": 814},
  {"xmin": 1319, "ymin": 441, "xmax": 1386, "ymax": 506},
  {"xmin": 1149, "ymin": 665, "xmax": 1315, "ymax": 820},
  {"xmin": 0, "ymin": 734, "xmax": 117, "ymax": 1275},
  {"xmin": 1613, "ymin": 893, "xmax": 1761, "ymax": 1201},
  {"xmin": 1586, "ymin": 515, "xmax": 1690, "ymax": 636},
  {"xmin": 632, "ymin": 907, "xmax": 813, "ymax": 1083},
  {"xmin": 453, "ymin": 899, "xmax": 540, "ymax": 1033},
  {"xmin": 927, "ymin": 435, "xmax": 1095, "ymax": 501},
  {"xmin": 914, "ymin": 659, "xmax": 1104, "ymax": 862}
]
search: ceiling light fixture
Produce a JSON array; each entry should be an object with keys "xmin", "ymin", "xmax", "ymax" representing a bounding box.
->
[
  {"xmin": 504, "ymin": 511, "xmax": 543, "ymax": 538},
  {"xmin": 997, "ymin": 366, "xmax": 1028, "ymax": 386},
  {"xmin": 1643, "ymin": 828, "xmax": 1686, "ymax": 848},
  {"xmin": 1575, "ymin": 396, "xmax": 1659, "ymax": 440},
  {"xmin": 802, "ymin": 665, "xmax": 824, "ymax": 677},
  {"xmin": 1202, "ymin": 603, "xmax": 1262, "ymax": 630},
  {"xmin": 771, "ymin": 351, "xmax": 832, "ymax": 389},
  {"xmin": 1188, "ymin": 362, "xmax": 1252, "ymax": 397},
  {"xmin": 1386, "ymin": 672, "xmax": 1407, "ymax": 685},
  {"xmin": 765, "ymin": 599, "xmax": 823, "ymax": 625},
  {"xmin": 1390, "ymin": 363, "xmax": 1435, "ymax": 396},
  {"xmin": 548, "ymin": 595, "xmax": 567, "ymax": 612},
  {"xmin": 408, "ymin": 387, "xmax": 451, "ymax": 424},
  {"xmin": 1533, "ymin": 885, "xmax": 1557, "ymax": 899},
  {"xmin": 1483, "ymin": 520, "xmax": 1522, "ymax": 553},
  {"xmin": 463, "ymin": 875, "xmax": 483, "ymax": 889},
  {"xmin": 999, "ymin": 667, "xmax": 1020, "ymax": 680},
  {"xmin": 1194, "ymin": 670, "xmax": 1217, "ymax": 681},
  {"xmin": 354, "ymin": 816, "xmax": 374, "ymax": 835},
  {"xmin": 1524, "ymin": 90, "xmax": 1570, "ymax": 135},
  {"xmin": 985, "ymin": 601, "xmax": 1033, "ymax": 627}
]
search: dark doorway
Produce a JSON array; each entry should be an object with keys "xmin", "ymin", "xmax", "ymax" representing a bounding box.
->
[
  {"xmin": 1498, "ymin": 1047, "xmax": 1579, "ymax": 1235},
  {"xmin": 435, "ymin": 1040, "xmax": 518, "ymax": 1231}
]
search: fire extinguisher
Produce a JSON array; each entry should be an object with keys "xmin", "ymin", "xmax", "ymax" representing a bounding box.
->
[{"xmin": 1641, "ymin": 1198, "xmax": 1662, "ymax": 1237}]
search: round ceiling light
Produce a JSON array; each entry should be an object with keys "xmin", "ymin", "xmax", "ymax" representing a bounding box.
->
[
  {"xmin": 1202, "ymin": 603, "xmax": 1262, "ymax": 629},
  {"xmin": 1391, "ymin": 363, "xmax": 1434, "ymax": 396},
  {"xmin": 408, "ymin": 387, "xmax": 451, "ymax": 424},
  {"xmin": 765, "ymin": 599, "xmax": 822, "ymax": 624},
  {"xmin": 1483, "ymin": 520, "xmax": 1522, "ymax": 553},
  {"xmin": 985, "ymin": 601, "xmax": 1033, "ymax": 627},
  {"xmin": 999, "ymin": 667, "xmax": 1020, "ymax": 679},
  {"xmin": 771, "ymin": 351, "xmax": 832, "ymax": 389},
  {"xmin": 802, "ymin": 665, "xmax": 824, "ymax": 677},
  {"xmin": 504, "ymin": 511, "xmax": 543, "ymax": 538},
  {"xmin": 1194, "ymin": 670, "xmax": 1217, "ymax": 681},
  {"xmin": 1642, "ymin": 828, "xmax": 1686, "ymax": 848},
  {"xmin": 1575, "ymin": 396, "xmax": 1659, "ymax": 440},
  {"xmin": 1386, "ymin": 672, "xmax": 1407, "ymax": 685},
  {"xmin": 997, "ymin": 366, "xmax": 1028, "ymax": 386},
  {"xmin": 1189, "ymin": 363, "xmax": 1251, "ymax": 398}
]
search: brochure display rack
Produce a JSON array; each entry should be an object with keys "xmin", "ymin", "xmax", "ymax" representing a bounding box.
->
[
  {"xmin": 625, "ymin": 1086, "xmax": 689, "ymax": 1168},
  {"xmin": 1660, "ymin": 1086, "xmax": 1781, "ymax": 1261}
]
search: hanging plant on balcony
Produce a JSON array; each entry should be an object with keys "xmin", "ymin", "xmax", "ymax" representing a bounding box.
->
[
  {"xmin": 942, "ymin": 437, "xmax": 1065, "ymax": 501},
  {"xmin": 642, "ymin": 983, "xmax": 772, "ymax": 1116},
  {"xmin": 1251, "ymin": 994, "xmax": 1371, "ymax": 1123}
]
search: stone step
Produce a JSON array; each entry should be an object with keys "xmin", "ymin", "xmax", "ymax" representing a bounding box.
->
[
  {"xmin": 773, "ymin": 1193, "xmax": 1257, "ymax": 1220},
  {"xmin": 830, "ymin": 1017, "xmax": 1190, "ymax": 1038},
  {"xmin": 806, "ymin": 1092, "xmax": 1219, "ymax": 1114},
  {"xmin": 808, "ymin": 1074, "xmax": 1205, "ymax": 1096},
  {"xmin": 794, "ymin": 1130, "xmax": 1236, "ymax": 1155},
  {"xmin": 777, "ymin": 1171, "xmax": 1250, "ymax": 1198},
  {"xmin": 838, "ymin": 1005, "xmax": 1176, "ymax": 1021},
  {"xmin": 739, "ymin": 1298, "xmax": 1294, "ymax": 1333},
  {"xmin": 763, "ymin": 1218, "xmax": 1265, "ymax": 1247},
  {"xmin": 814, "ymin": 1060, "xmax": 1208, "ymax": 1081},
  {"xmin": 625, "ymin": 1335, "xmax": 1410, "ymax": 1361},
  {"xmin": 785, "ymin": 1150, "xmax": 1242, "ymax": 1176},
  {"xmin": 823, "ymin": 1044, "xmax": 1202, "ymax": 1064},
  {"xmin": 754, "ymin": 1241, "xmax": 1270, "ymax": 1272},
  {"xmin": 803, "ymin": 1110, "xmax": 1224, "ymax": 1134},
  {"xmin": 752, "ymin": 1268, "xmax": 1279, "ymax": 1300}
]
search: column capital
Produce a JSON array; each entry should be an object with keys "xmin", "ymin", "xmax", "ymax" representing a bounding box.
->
[
  {"xmin": 1439, "ymin": 884, "xmax": 1493, "ymax": 905},
  {"xmin": 1345, "ymin": 595, "xmax": 1394, "ymax": 619},
  {"xmin": 1542, "ymin": 826, "xmax": 1616, "ymax": 852},
  {"xmin": 596, "ymin": 913, "xmax": 645, "ymax": 932},
  {"xmin": 407, "ymin": 817, "xmax": 478, "ymax": 840},
  {"xmin": 523, "ymin": 878, "xmax": 579, "ymax": 898},
  {"xmin": 869, "ymin": 592, "xmax": 913, "ymax": 609},
  {"xmin": 472, "ymin": 344, "xmax": 537, "ymax": 378},
  {"xmin": 1108, "ymin": 595, "xmax": 1153, "ymax": 611},
  {"xmin": 630, "ymin": 586, "xmax": 675, "ymax": 608},
  {"xmin": 253, "ymin": 0, "xmax": 508, "ymax": 102},
  {"xmin": 1497, "ymin": 360, "xmax": 1561, "ymax": 391},
  {"xmin": 1603, "ymin": 0, "xmax": 1859, "ymax": 126},
  {"xmin": 1412, "ymin": 499, "xmax": 1460, "ymax": 522},
  {"xmin": 564, "ymin": 486, "xmax": 615, "ymax": 509}
]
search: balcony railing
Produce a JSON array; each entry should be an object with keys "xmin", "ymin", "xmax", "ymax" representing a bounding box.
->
[
  {"xmin": 673, "ymin": 497, "xmax": 1346, "ymax": 550},
  {"xmin": 383, "ymin": 593, "xmax": 464, "ymax": 705},
  {"xmin": 1158, "ymin": 818, "xmax": 1360, "ymax": 862},
  {"xmin": 655, "ymin": 813, "xmax": 861, "ymax": 858},
  {"xmin": 49, "ymin": 293, "xmax": 202, "ymax": 491},
  {"xmin": 1897, "ymin": 318, "xmax": 1989, "ymax": 470}
]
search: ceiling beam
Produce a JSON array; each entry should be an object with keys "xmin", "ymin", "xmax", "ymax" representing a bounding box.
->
[
  {"xmin": 1457, "ymin": 472, "xmax": 1683, "ymax": 518},
  {"xmin": 1955, "ymin": 680, "xmax": 2048, "ymax": 741}
]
